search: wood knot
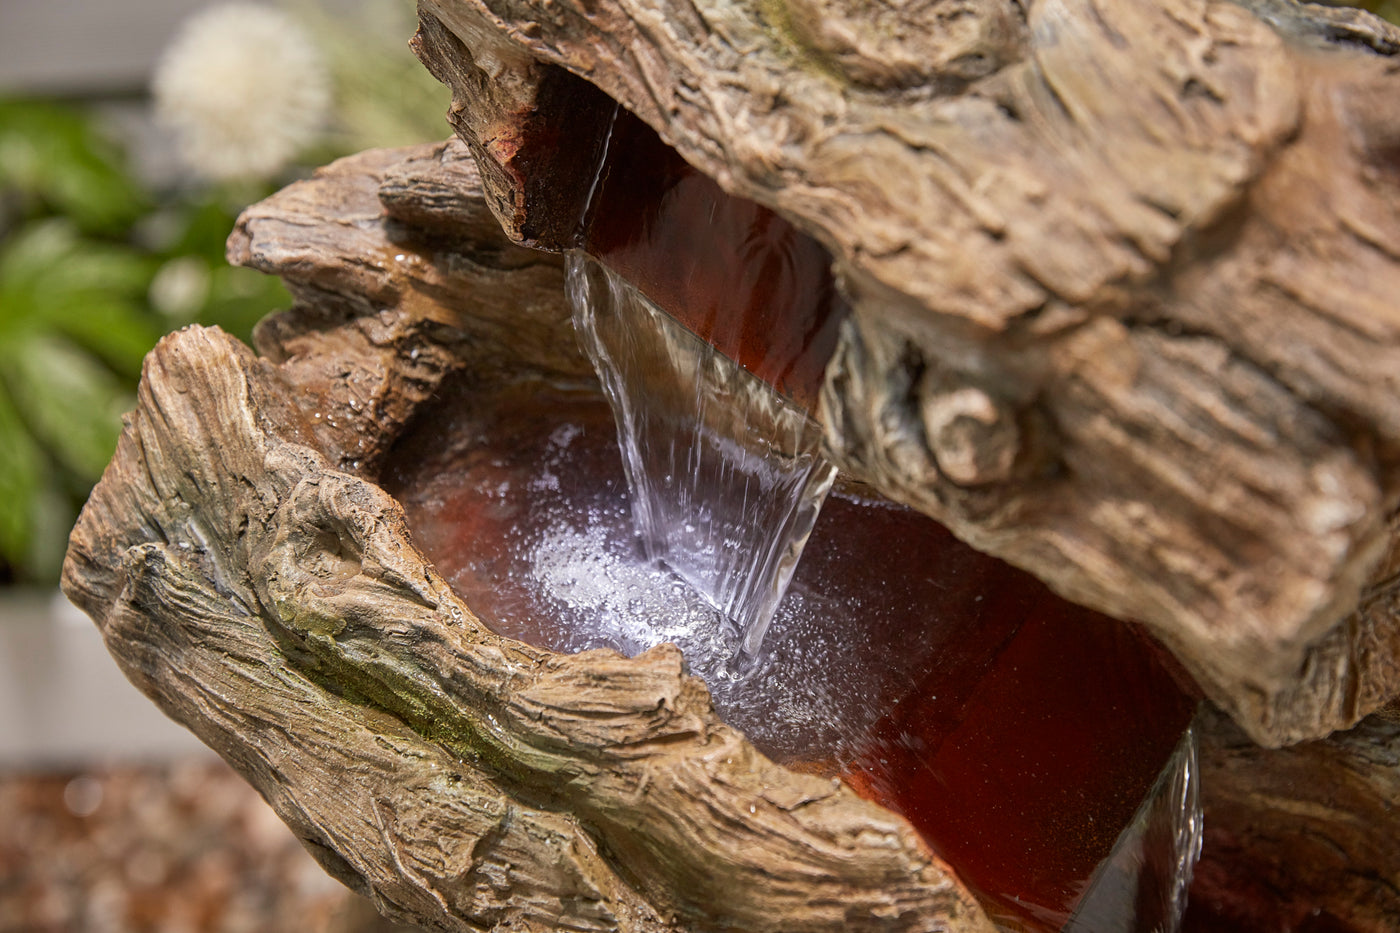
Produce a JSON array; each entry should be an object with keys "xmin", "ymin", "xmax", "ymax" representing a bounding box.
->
[
  {"xmin": 785, "ymin": 0, "xmax": 1027, "ymax": 90},
  {"xmin": 920, "ymin": 386, "xmax": 1019, "ymax": 486}
]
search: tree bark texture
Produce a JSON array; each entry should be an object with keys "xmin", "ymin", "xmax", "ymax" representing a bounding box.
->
[
  {"xmin": 409, "ymin": 0, "xmax": 1400, "ymax": 746},
  {"xmin": 63, "ymin": 146, "xmax": 995, "ymax": 933},
  {"xmin": 1188, "ymin": 702, "xmax": 1400, "ymax": 931},
  {"xmin": 63, "ymin": 136, "xmax": 1400, "ymax": 932}
]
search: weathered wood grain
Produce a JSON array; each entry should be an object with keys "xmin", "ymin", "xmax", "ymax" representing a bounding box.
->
[
  {"xmin": 225, "ymin": 144, "xmax": 585, "ymax": 476},
  {"xmin": 64, "ymin": 123, "xmax": 1400, "ymax": 931},
  {"xmin": 1188, "ymin": 701, "xmax": 1400, "ymax": 931}
]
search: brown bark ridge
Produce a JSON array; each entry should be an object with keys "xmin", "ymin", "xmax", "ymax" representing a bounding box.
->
[
  {"xmin": 1187, "ymin": 701, "xmax": 1400, "ymax": 931},
  {"xmin": 63, "ymin": 145, "xmax": 994, "ymax": 933},
  {"xmin": 408, "ymin": 0, "xmax": 1400, "ymax": 746},
  {"xmin": 225, "ymin": 144, "xmax": 587, "ymax": 477}
]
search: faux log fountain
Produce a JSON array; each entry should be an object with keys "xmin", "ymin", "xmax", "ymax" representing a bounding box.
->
[{"xmin": 62, "ymin": 0, "xmax": 1400, "ymax": 930}]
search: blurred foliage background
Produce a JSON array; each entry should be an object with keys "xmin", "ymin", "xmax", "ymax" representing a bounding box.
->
[
  {"xmin": 1363, "ymin": 1, "xmax": 1400, "ymax": 23},
  {"xmin": 0, "ymin": 1, "xmax": 448, "ymax": 585}
]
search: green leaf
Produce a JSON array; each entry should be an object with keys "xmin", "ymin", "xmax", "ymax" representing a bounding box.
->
[
  {"xmin": 164, "ymin": 197, "xmax": 249, "ymax": 259},
  {"xmin": 201, "ymin": 264, "xmax": 291, "ymax": 343},
  {"xmin": 142, "ymin": 197, "xmax": 290, "ymax": 342},
  {"xmin": 0, "ymin": 334, "xmax": 130, "ymax": 483},
  {"xmin": 0, "ymin": 218, "xmax": 162, "ymax": 375},
  {"xmin": 0, "ymin": 382, "xmax": 42, "ymax": 572},
  {"xmin": 0, "ymin": 220, "xmax": 147, "ymax": 319},
  {"xmin": 0, "ymin": 98, "xmax": 149, "ymax": 234},
  {"xmin": 23, "ymin": 481, "xmax": 79, "ymax": 584}
]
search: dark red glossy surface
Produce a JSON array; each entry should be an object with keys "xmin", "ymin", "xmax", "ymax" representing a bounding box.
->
[
  {"xmin": 845, "ymin": 608, "xmax": 1197, "ymax": 930},
  {"xmin": 381, "ymin": 378, "xmax": 628, "ymax": 652},
  {"xmin": 581, "ymin": 110, "xmax": 848, "ymax": 411}
]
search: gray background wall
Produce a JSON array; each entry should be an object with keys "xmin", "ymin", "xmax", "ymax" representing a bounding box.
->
[{"xmin": 0, "ymin": 0, "xmax": 218, "ymax": 96}]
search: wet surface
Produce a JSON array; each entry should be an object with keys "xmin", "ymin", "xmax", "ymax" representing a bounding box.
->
[
  {"xmin": 568, "ymin": 254, "xmax": 836, "ymax": 661},
  {"xmin": 383, "ymin": 374, "xmax": 1200, "ymax": 930},
  {"xmin": 580, "ymin": 108, "xmax": 848, "ymax": 412}
]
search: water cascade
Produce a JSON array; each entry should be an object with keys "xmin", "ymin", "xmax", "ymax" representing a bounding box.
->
[
  {"xmin": 567, "ymin": 255, "xmax": 834, "ymax": 665},
  {"xmin": 566, "ymin": 108, "xmax": 847, "ymax": 667}
]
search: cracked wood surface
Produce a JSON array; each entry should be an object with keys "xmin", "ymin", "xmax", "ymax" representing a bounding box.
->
[
  {"xmin": 411, "ymin": 0, "xmax": 1400, "ymax": 745},
  {"xmin": 226, "ymin": 145, "xmax": 587, "ymax": 476},
  {"xmin": 62, "ymin": 145, "xmax": 994, "ymax": 933}
]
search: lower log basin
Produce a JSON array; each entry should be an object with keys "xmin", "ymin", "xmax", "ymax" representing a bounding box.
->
[{"xmin": 382, "ymin": 371, "xmax": 1201, "ymax": 932}]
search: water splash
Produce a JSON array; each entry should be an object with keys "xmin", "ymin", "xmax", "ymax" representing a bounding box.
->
[{"xmin": 567, "ymin": 252, "xmax": 836, "ymax": 668}]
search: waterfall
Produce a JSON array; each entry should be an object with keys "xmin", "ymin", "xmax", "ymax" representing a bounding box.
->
[
  {"xmin": 567, "ymin": 252, "xmax": 835, "ymax": 668},
  {"xmin": 563, "ymin": 103, "xmax": 848, "ymax": 668},
  {"xmin": 533, "ymin": 102, "xmax": 1201, "ymax": 932}
]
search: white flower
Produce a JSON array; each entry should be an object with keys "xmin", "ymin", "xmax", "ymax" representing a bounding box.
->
[
  {"xmin": 149, "ymin": 256, "xmax": 211, "ymax": 321},
  {"xmin": 152, "ymin": 3, "xmax": 331, "ymax": 182}
]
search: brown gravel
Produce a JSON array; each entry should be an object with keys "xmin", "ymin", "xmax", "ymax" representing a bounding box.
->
[{"xmin": 0, "ymin": 758, "xmax": 418, "ymax": 933}]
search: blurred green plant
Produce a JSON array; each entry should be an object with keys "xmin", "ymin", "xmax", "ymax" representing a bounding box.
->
[
  {"xmin": 0, "ymin": 1, "xmax": 449, "ymax": 587},
  {"xmin": 0, "ymin": 99, "xmax": 292, "ymax": 583},
  {"xmin": 1366, "ymin": 1, "xmax": 1400, "ymax": 23},
  {"xmin": 295, "ymin": 1, "xmax": 453, "ymax": 158}
]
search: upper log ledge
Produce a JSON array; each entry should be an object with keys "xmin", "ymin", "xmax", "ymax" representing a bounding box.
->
[{"xmin": 413, "ymin": 0, "xmax": 1400, "ymax": 744}]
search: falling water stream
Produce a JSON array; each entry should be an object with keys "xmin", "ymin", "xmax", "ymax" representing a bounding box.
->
[
  {"xmin": 566, "ymin": 253, "xmax": 835, "ymax": 668},
  {"xmin": 566, "ymin": 105, "xmax": 850, "ymax": 670}
]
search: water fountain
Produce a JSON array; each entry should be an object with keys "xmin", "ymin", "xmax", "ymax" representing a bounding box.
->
[
  {"xmin": 567, "ymin": 253, "xmax": 836, "ymax": 669},
  {"xmin": 376, "ymin": 108, "xmax": 1204, "ymax": 929},
  {"xmin": 60, "ymin": 1, "xmax": 1400, "ymax": 930}
]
